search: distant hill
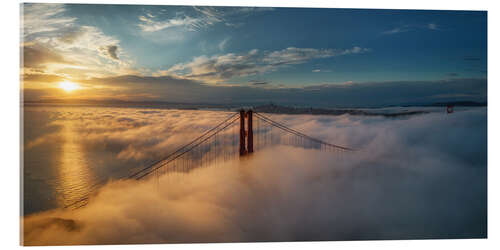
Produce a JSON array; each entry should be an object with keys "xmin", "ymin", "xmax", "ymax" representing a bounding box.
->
[
  {"xmin": 253, "ymin": 104, "xmax": 429, "ymax": 117},
  {"xmin": 428, "ymin": 101, "xmax": 487, "ymax": 107}
]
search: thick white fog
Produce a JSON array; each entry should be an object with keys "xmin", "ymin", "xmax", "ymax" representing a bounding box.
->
[{"xmin": 22, "ymin": 107, "xmax": 487, "ymax": 245}]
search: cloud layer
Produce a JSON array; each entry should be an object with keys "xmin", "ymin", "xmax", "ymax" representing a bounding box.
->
[{"xmin": 22, "ymin": 107, "xmax": 487, "ymax": 245}]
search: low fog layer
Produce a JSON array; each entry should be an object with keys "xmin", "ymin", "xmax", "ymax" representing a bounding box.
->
[
  {"xmin": 23, "ymin": 107, "xmax": 242, "ymax": 213},
  {"xmin": 22, "ymin": 107, "xmax": 487, "ymax": 245}
]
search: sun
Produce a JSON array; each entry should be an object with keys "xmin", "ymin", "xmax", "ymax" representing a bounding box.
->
[{"xmin": 58, "ymin": 81, "xmax": 81, "ymax": 92}]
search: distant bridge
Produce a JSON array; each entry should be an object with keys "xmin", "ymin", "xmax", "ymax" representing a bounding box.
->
[{"xmin": 66, "ymin": 109, "xmax": 354, "ymax": 209}]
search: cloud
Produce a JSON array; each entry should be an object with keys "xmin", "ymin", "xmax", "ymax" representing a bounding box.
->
[
  {"xmin": 193, "ymin": 6, "xmax": 274, "ymax": 28},
  {"xmin": 137, "ymin": 7, "xmax": 218, "ymax": 32},
  {"xmin": 22, "ymin": 73, "xmax": 65, "ymax": 83},
  {"xmin": 137, "ymin": 6, "xmax": 274, "ymax": 33},
  {"xmin": 264, "ymin": 47, "xmax": 369, "ymax": 65},
  {"xmin": 22, "ymin": 107, "xmax": 487, "ymax": 245},
  {"xmin": 428, "ymin": 23, "xmax": 438, "ymax": 30},
  {"xmin": 162, "ymin": 46, "xmax": 370, "ymax": 83},
  {"xmin": 21, "ymin": 3, "xmax": 76, "ymax": 39},
  {"xmin": 381, "ymin": 27, "xmax": 410, "ymax": 35},
  {"xmin": 313, "ymin": 69, "xmax": 333, "ymax": 73},
  {"xmin": 50, "ymin": 25, "xmax": 123, "ymax": 63},
  {"xmin": 163, "ymin": 50, "xmax": 266, "ymax": 82},
  {"xmin": 235, "ymin": 7, "xmax": 275, "ymax": 13},
  {"xmin": 100, "ymin": 45, "xmax": 119, "ymax": 60},
  {"xmin": 218, "ymin": 37, "xmax": 230, "ymax": 51},
  {"xmin": 21, "ymin": 4, "xmax": 134, "ymax": 79},
  {"xmin": 138, "ymin": 15, "xmax": 211, "ymax": 32},
  {"xmin": 382, "ymin": 23, "xmax": 441, "ymax": 35},
  {"xmin": 249, "ymin": 80, "xmax": 269, "ymax": 86},
  {"xmin": 22, "ymin": 45, "xmax": 73, "ymax": 68}
]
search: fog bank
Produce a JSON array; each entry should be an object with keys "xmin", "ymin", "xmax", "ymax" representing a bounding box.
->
[{"xmin": 22, "ymin": 108, "xmax": 487, "ymax": 245}]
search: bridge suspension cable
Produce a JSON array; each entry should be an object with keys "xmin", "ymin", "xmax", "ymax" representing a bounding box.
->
[
  {"xmin": 65, "ymin": 112, "xmax": 240, "ymax": 209},
  {"xmin": 129, "ymin": 112, "xmax": 240, "ymax": 180},
  {"xmin": 253, "ymin": 112, "xmax": 355, "ymax": 151},
  {"xmin": 64, "ymin": 109, "xmax": 355, "ymax": 210}
]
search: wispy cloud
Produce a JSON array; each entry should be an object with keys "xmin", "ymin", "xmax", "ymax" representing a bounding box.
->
[
  {"xmin": 381, "ymin": 26, "xmax": 411, "ymax": 35},
  {"xmin": 160, "ymin": 46, "xmax": 370, "ymax": 83},
  {"xmin": 312, "ymin": 69, "xmax": 332, "ymax": 73},
  {"xmin": 138, "ymin": 15, "xmax": 216, "ymax": 32},
  {"xmin": 381, "ymin": 23, "xmax": 441, "ymax": 35},
  {"xmin": 218, "ymin": 37, "xmax": 230, "ymax": 51},
  {"xmin": 21, "ymin": 3, "xmax": 76, "ymax": 39},
  {"xmin": 137, "ymin": 6, "xmax": 274, "ymax": 33},
  {"xmin": 264, "ymin": 47, "xmax": 370, "ymax": 65},
  {"xmin": 427, "ymin": 23, "xmax": 438, "ymax": 30},
  {"xmin": 248, "ymin": 79, "xmax": 269, "ymax": 86}
]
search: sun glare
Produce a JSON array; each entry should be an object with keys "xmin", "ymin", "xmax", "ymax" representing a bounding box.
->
[{"xmin": 59, "ymin": 81, "xmax": 81, "ymax": 92}]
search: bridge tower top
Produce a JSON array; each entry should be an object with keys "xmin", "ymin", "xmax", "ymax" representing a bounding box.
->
[{"xmin": 239, "ymin": 109, "xmax": 254, "ymax": 156}]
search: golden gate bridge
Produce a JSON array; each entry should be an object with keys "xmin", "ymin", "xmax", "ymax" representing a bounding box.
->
[{"xmin": 65, "ymin": 109, "xmax": 355, "ymax": 209}]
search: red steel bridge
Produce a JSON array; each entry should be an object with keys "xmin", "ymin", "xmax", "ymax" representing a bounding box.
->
[{"xmin": 66, "ymin": 109, "xmax": 354, "ymax": 209}]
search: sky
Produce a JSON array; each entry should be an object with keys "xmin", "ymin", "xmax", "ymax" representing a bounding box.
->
[{"xmin": 21, "ymin": 3, "xmax": 487, "ymax": 107}]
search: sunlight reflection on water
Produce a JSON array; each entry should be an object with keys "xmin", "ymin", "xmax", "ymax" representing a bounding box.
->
[
  {"xmin": 22, "ymin": 105, "xmax": 235, "ymax": 215},
  {"xmin": 55, "ymin": 120, "xmax": 94, "ymax": 208}
]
